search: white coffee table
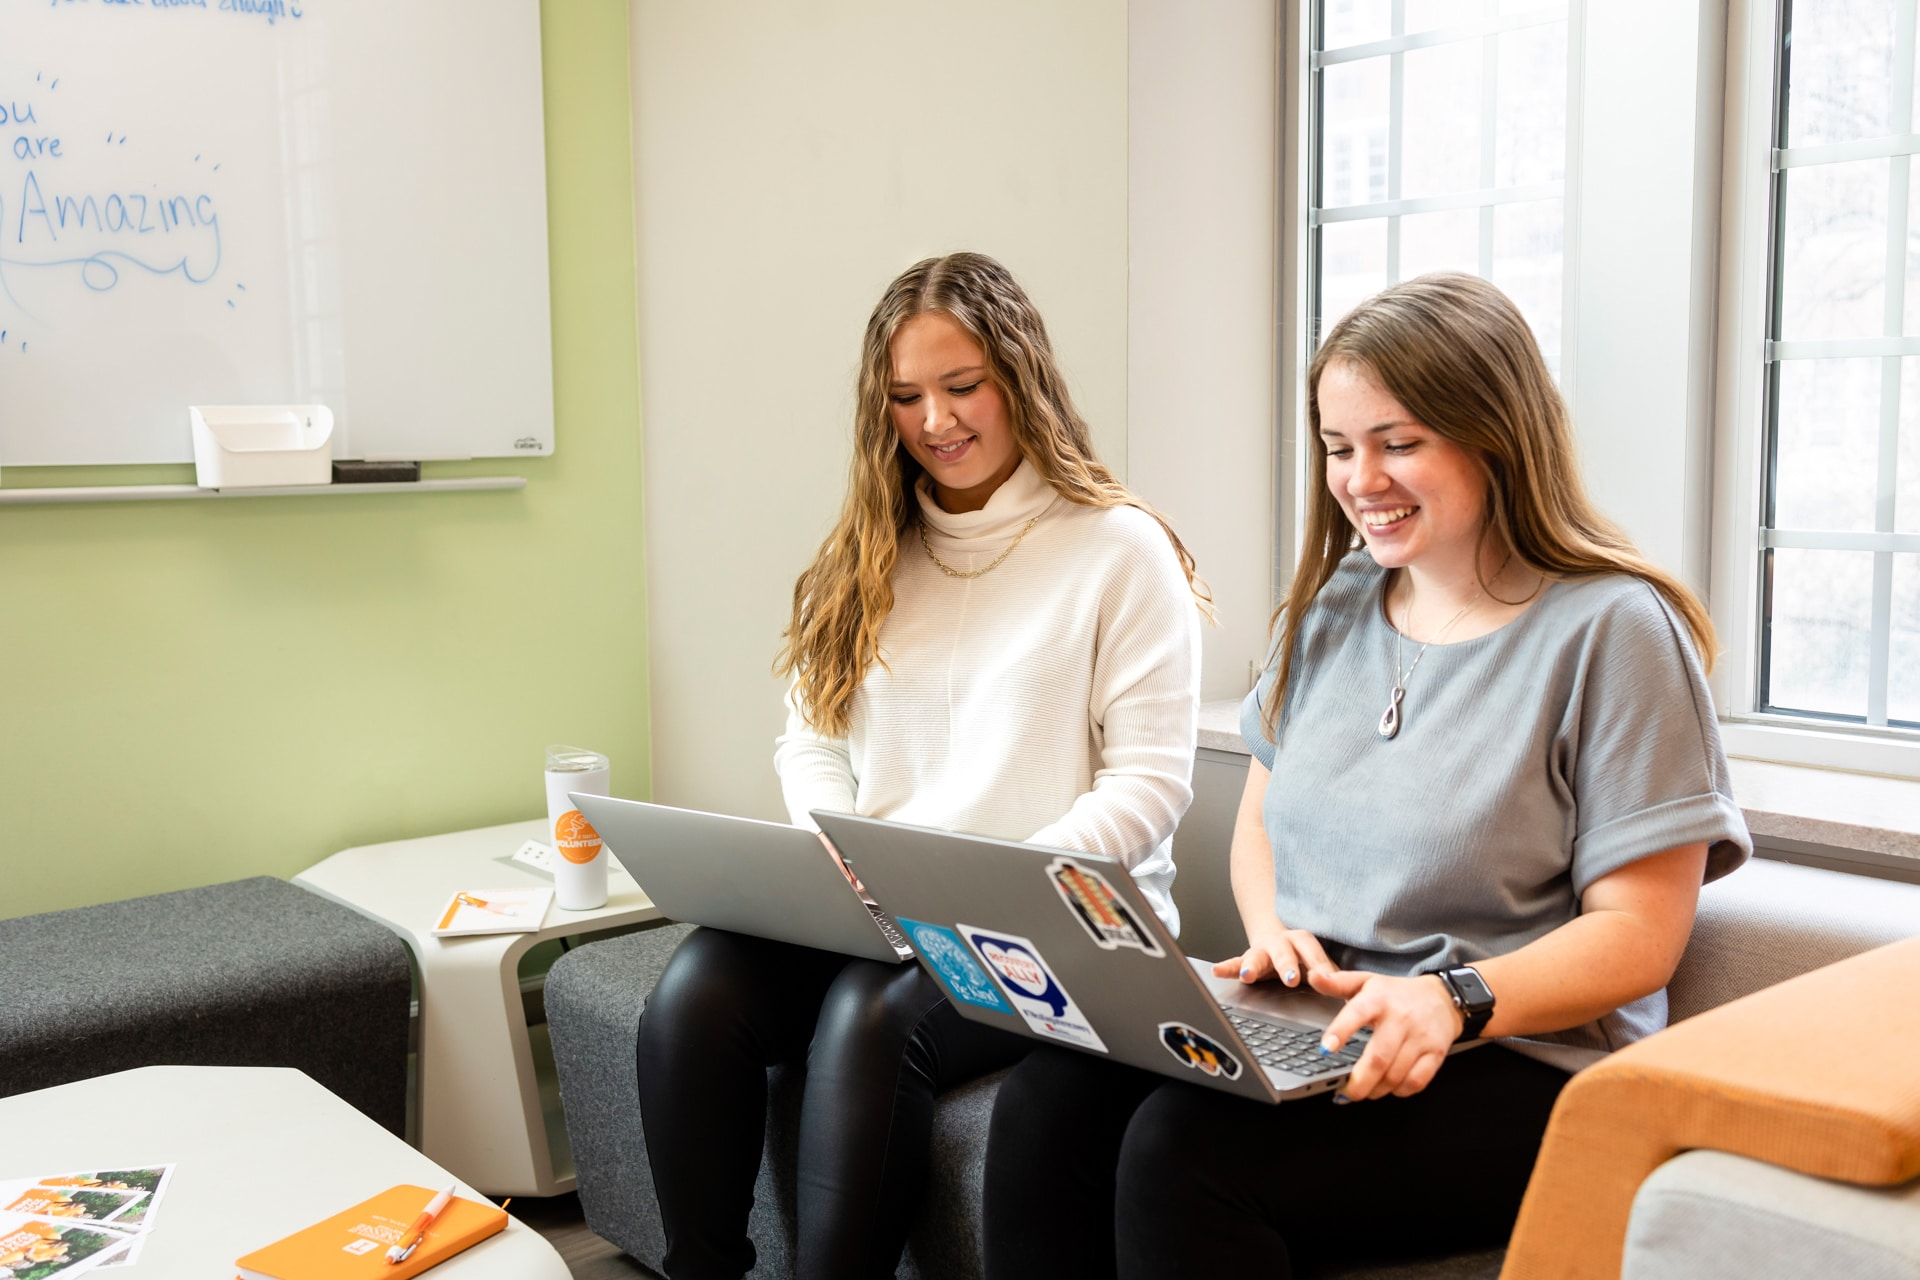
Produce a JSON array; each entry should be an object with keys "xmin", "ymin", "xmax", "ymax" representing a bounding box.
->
[
  {"xmin": 295, "ymin": 819, "xmax": 664, "ymax": 1195},
  {"xmin": 0, "ymin": 1066, "xmax": 567, "ymax": 1278}
]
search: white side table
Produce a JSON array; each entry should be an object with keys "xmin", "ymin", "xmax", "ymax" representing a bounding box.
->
[
  {"xmin": 0, "ymin": 1065, "xmax": 568, "ymax": 1278},
  {"xmin": 295, "ymin": 819, "xmax": 663, "ymax": 1196}
]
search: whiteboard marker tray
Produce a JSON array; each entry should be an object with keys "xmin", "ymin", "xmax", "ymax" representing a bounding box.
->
[{"xmin": 190, "ymin": 405, "xmax": 334, "ymax": 489}]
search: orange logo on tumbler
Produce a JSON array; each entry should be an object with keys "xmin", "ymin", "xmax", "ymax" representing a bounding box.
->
[{"xmin": 554, "ymin": 810, "xmax": 603, "ymax": 864}]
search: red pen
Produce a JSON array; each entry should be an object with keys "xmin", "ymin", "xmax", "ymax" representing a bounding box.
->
[{"xmin": 385, "ymin": 1186, "xmax": 454, "ymax": 1264}]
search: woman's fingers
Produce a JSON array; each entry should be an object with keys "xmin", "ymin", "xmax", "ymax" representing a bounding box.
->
[
  {"xmin": 1211, "ymin": 945, "xmax": 1275, "ymax": 982},
  {"xmin": 1318, "ymin": 979, "xmax": 1378, "ymax": 1058},
  {"xmin": 1319, "ymin": 974, "xmax": 1458, "ymax": 1103},
  {"xmin": 1290, "ymin": 932, "xmax": 1338, "ymax": 981},
  {"xmin": 1391, "ymin": 1050, "xmax": 1447, "ymax": 1098},
  {"xmin": 1209, "ymin": 931, "xmax": 1333, "ymax": 987},
  {"xmin": 1361, "ymin": 1035, "xmax": 1430, "ymax": 1101},
  {"xmin": 1244, "ymin": 942, "xmax": 1287, "ymax": 984}
]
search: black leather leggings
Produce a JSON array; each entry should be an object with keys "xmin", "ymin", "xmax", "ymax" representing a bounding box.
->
[
  {"xmin": 983, "ymin": 1043, "xmax": 1568, "ymax": 1280},
  {"xmin": 635, "ymin": 926, "xmax": 1029, "ymax": 1280}
]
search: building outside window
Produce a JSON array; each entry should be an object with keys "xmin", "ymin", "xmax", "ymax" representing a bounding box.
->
[
  {"xmin": 1762, "ymin": 0, "xmax": 1920, "ymax": 732},
  {"xmin": 1311, "ymin": 0, "xmax": 1570, "ymax": 364}
]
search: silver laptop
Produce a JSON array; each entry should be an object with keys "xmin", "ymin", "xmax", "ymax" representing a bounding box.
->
[
  {"xmin": 571, "ymin": 795, "xmax": 912, "ymax": 964},
  {"xmin": 813, "ymin": 810, "xmax": 1478, "ymax": 1103}
]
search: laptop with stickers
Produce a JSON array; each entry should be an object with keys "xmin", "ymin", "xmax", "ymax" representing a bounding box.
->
[
  {"xmin": 571, "ymin": 795, "xmax": 912, "ymax": 965},
  {"xmin": 811, "ymin": 810, "xmax": 1479, "ymax": 1103}
]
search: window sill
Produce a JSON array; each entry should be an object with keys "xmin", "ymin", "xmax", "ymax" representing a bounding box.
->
[{"xmin": 1198, "ymin": 700, "xmax": 1920, "ymax": 879}]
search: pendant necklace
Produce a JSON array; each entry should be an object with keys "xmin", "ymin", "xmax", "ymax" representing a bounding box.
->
[{"xmin": 1378, "ymin": 581, "xmax": 1483, "ymax": 740}]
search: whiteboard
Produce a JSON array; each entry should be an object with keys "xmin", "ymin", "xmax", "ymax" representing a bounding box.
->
[{"xmin": 0, "ymin": 0, "xmax": 553, "ymax": 465}]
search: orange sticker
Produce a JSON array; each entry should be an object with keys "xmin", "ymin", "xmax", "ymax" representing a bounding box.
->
[{"xmin": 554, "ymin": 810, "xmax": 603, "ymax": 864}]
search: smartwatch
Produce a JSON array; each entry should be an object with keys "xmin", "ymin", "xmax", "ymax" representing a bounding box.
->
[{"xmin": 1435, "ymin": 966, "xmax": 1495, "ymax": 1042}]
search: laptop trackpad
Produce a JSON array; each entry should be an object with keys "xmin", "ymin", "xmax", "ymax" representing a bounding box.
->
[{"xmin": 1190, "ymin": 957, "xmax": 1348, "ymax": 1028}]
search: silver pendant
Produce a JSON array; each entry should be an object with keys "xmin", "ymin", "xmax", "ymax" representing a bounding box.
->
[{"xmin": 1378, "ymin": 685, "xmax": 1405, "ymax": 739}]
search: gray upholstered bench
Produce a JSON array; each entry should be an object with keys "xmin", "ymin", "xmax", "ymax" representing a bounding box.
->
[
  {"xmin": 546, "ymin": 922, "xmax": 1002, "ymax": 1280},
  {"xmin": 0, "ymin": 876, "xmax": 413, "ymax": 1134},
  {"xmin": 546, "ymin": 859, "xmax": 1920, "ymax": 1280}
]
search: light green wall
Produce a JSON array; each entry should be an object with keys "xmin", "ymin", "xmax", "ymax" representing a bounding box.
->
[{"xmin": 0, "ymin": 0, "xmax": 649, "ymax": 919}]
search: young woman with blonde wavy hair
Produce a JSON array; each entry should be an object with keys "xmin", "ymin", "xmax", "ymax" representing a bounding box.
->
[
  {"xmin": 634, "ymin": 251, "xmax": 1210, "ymax": 1280},
  {"xmin": 983, "ymin": 273, "xmax": 1750, "ymax": 1279}
]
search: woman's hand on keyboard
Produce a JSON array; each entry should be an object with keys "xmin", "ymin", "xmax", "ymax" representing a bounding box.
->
[
  {"xmin": 1310, "ymin": 970, "xmax": 1465, "ymax": 1102},
  {"xmin": 1212, "ymin": 928, "xmax": 1334, "ymax": 989}
]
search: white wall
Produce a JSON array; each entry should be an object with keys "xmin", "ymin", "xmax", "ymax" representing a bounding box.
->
[
  {"xmin": 1128, "ymin": 0, "xmax": 1279, "ymax": 701},
  {"xmin": 632, "ymin": 0, "xmax": 1130, "ymax": 817},
  {"xmin": 1562, "ymin": 0, "xmax": 1727, "ymax": 591}
]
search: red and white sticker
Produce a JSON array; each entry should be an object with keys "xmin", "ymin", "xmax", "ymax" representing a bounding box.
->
[{"xmin": 959, "ymin": 925, "xmax": 1107, "ymax": 1053}]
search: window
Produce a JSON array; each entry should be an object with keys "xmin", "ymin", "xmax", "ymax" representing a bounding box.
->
[
  {"xmin": 1309, "ymin": 1, "xmax": 1571, "ymax": 362},
  {"xmin": 1761, "ymin": 0, "xmax": 1920, "ymax": 732}
]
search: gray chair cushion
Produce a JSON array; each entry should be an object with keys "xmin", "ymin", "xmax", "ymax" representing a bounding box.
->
[
  {"xmin": 1623, "ymin": 1149, "xmax": 1920, "ymax": 1280},
  {"xmin": 1670, "ymin": 860, "xmax": 1920, "ymax": 1022},
  {"xmin": 545, "ymin": 924, "xmax": 1007, "ymax": 1280},
  {"xmin": 0, "ymin": 876, "xmax": 412, "ymax": 1134}
]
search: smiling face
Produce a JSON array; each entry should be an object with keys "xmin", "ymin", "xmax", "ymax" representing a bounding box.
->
[
  {"xmin": 1317, "ymin": 358, "xmax": 1491, "ymax": 579},
  {"xmin": 888, "ymin": 311, "xmax": 1021, "ymax": 513}
]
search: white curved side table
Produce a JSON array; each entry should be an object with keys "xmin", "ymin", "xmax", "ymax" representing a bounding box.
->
[
  {"xmin": 0, "ymin": 1065, "xmax": 569, "ymax": 1278},
  {"xmin": 296, "ymin": 819, "xmax": 663, "ymax": 1196}
]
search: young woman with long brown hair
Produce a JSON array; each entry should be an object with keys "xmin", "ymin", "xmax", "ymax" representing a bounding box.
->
[
  {"xmin": 634, "ymin": 252, "xmax": 1210, "ymax": 1280},
  {"xmin": 982, "ymin": 273, "xmax": 1751, "ymax": 1279}
]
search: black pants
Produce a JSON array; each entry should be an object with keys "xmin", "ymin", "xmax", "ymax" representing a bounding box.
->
[
  {"xmin": 983, "ymin": 1043, "xmax": 1568, "ymax": 1280},
  {"xmin": 635, "ymin": 927, "xmax": 1029, "ymax": 1280}
]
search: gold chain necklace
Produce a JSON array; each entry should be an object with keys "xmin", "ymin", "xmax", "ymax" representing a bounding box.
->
[{"xmin": 917, "ymin": 516, "xmax": 1041, "ymax": 580}]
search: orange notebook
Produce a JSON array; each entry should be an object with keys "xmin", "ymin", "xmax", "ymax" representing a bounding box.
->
[{"xmin": 235, "ymin": 1184, "xmax": 506, "ymax": 1280}]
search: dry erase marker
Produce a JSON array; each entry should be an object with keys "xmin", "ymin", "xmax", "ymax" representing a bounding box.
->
[{"xmin": 386, "ymin": 1185, "xmax": 454, "ymax": 1264}]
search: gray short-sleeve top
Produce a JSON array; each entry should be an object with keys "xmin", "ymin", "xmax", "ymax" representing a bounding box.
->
[{"xmin": 1239, "ymin": 550, "xmax": 1751, "ymax": 1069}]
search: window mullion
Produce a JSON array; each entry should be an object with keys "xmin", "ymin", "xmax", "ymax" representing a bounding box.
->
[
  {"xmin": 1868, "ymin": 0, "xmax": 1918, "ymax": 726},
  {"xmin": 1387, "ymin": 0, "xmax": 1404, "ymax": 284},
  {"xmin": 1479, "ymin": 16, "xmax": 1499, "ymax": 279}
]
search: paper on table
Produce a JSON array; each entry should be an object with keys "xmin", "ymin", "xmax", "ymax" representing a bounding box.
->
[
  {"xmin": 431, "ymin": 887, "xmax": 554, "ymax": 937},
  {"xmin": 0, "ymin": 1165, "xmax": 176, "ymax": 1271}
]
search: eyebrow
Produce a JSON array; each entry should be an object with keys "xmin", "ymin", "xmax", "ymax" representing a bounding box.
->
[
  {"xmin": 1320, "ymin": 419, "xmax": 1424, "ymax": 438},
  {"xmin": 890, "ymin": 366, "xmax": 986, "ymax": 388}
]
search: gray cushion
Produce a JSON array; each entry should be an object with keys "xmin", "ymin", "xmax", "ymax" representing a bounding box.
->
[
  {"xmin": 543, "ymin": 922, "xmax": 691, "ymax": 1273},
  {"xmin": 547, "ymin": 857, "xmax": 1920, "ymax": 1279},
  {"xmin": 1623, "ymin": 1149, "xmax": 1920, "ymax": 1280},
  {"xmin": 1670, "ymin": 860, "xmax": 1920, "ymax": 1022},
  {"xmin": 0, "ymin": 876, "xmax": 413, "ymax": 1134},
  {"xmin": 545, "ymin": 924, "xmax": 1006, "ymax": 1280}
]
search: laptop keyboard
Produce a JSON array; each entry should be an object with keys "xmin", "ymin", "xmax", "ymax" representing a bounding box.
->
[{"xmin": 1224, "ymin": 1011, "xmax": 1370, "ymax": 1079}]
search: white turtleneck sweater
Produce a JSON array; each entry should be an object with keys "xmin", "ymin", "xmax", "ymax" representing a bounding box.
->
[{"xmin": 774, "ymin": 460, "xmax": 1202, "ymax": 931}]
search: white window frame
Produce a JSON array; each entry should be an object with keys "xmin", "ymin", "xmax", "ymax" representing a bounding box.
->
[
  {"xmin": 1713, "ymin": 0, "xmax": 1920, "ymax": 778},
  {"xmin": 1310, "ymin": 4, "xmax": 1569, "ymax": 321},
  {"xmin": 1282, "ymin": 0, "xmax": 1920, "ymax": 779}
]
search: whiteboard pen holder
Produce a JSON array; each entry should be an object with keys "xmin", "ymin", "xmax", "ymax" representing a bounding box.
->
[{"xmin": 190, "ymin": 405, "xmax": 335, "ymax": 489}]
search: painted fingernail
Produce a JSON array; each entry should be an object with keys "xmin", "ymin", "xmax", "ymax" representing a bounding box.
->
[
  {"xmin": 1282, "ymin": 968, "xmax": 1298, "ymax": 984},
  {"xmin": 1239, "ymin": 965, "xmax": 1251, "ymax": 979},
  {"xmin": 1332, "ymin": 1093, "xmax": 1352, "ymax": 1106}
]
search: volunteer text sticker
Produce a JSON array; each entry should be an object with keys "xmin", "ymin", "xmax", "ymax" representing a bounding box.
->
[
  {"xmin": 1157, "ymin": 1022, "xmax": 1243, "ymax": 1080},
  {"xmin": 898, "ymin": 919, "xmax": 1013, "ymax": 1014},
  {"xmin": 1047, "ymin": 856, "xmax": 1164, "ymax": 957},
  {"xmin": 959, "ymin": 925, "xmax": 1108, "ymax": 1052}
]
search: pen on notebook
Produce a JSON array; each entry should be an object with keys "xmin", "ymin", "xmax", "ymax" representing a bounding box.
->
[{"xmin": 386, "ymin": 1186, "xmax": 454, "ymax": 1264}]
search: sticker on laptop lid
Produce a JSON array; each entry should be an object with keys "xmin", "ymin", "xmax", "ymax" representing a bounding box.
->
[
  {"xmin": 959, "ymin": 925, "xmax": 1108, "ymax": 1053},
  {"xmin": 1046, "ymin": 856, "xmax": 1164, "ymax": 957},
  {"xmin": 1157, "ymin": 1022, "xmax": 1243, "ymax": 1080},
  {"xmin": 898, "ymin": 919, "xmax": 1013, "ymax": 1014}
]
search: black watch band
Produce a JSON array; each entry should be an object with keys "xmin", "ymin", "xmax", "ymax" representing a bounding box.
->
[{"xmin": 1436, "ymin": 966, "xmax": 1495, "ymax": 1042}]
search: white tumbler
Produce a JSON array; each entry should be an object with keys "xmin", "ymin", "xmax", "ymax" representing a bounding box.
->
[{"xmin": 545, "ymin": 745, "xmax": 610, "ymax": 910}]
